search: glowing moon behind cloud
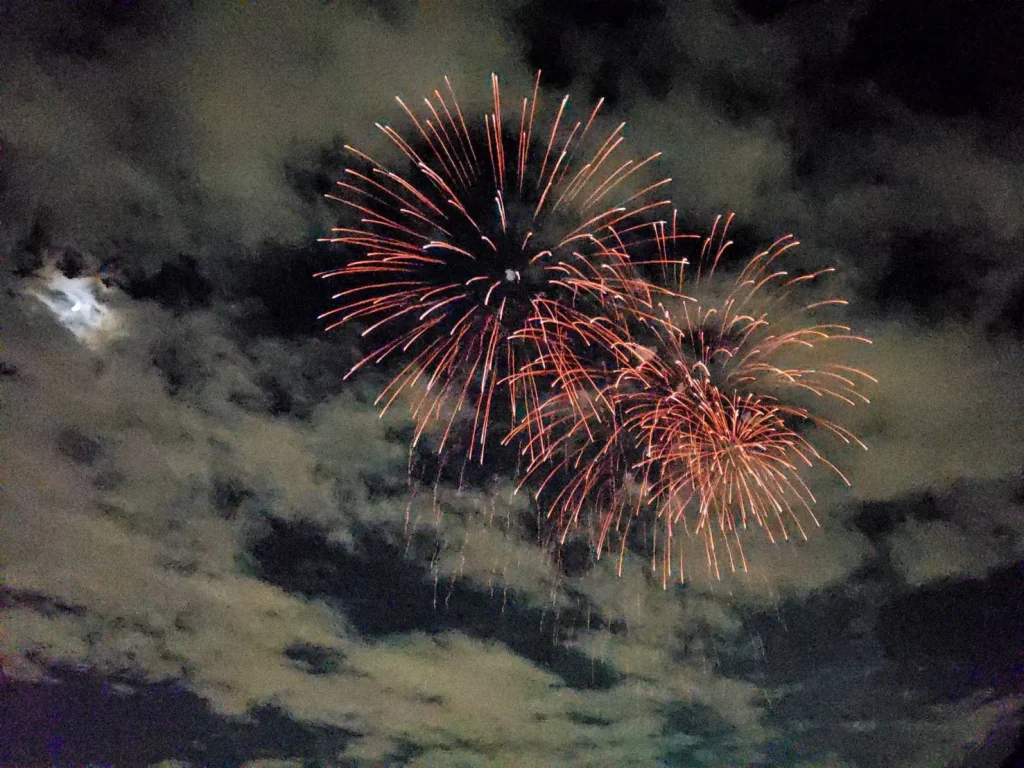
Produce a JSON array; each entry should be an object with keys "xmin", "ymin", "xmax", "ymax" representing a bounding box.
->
[{"xmin": 29, "ymin": 268, "xmax": 123, "ymax": 347}]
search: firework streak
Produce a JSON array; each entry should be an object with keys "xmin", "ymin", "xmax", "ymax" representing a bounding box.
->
[
  {"xmin": 320, "ymin": 75, "xmax": 873, "ymax": 583},
  {"xmin": 319, "ymin": 72, "xmax": 668, "ymax": 460}
]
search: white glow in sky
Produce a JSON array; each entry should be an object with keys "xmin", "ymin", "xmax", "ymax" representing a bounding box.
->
[{"xmin": 30, "ymin": 269, "xmax": 123, "ymax": 346}]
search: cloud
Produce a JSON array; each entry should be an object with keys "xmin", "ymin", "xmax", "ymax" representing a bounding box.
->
[
  {"xmin": 0, "ymin": 287, "xmax": 769, "ymax": 765},
  {"xmin": 555, "ymin": 0, "xmax": 1024, "ymax": 322},
  {"xmin": 885, "ymin": 480, "xmax": 1023, "ymax": 587},
  {"xmin": 25, "ymin": 268, "xmax": 125, "ymax": 347},
  {"xmin": 0, "ymin": 1, "xmax": 530, "ymax": 272},
  {"xmin": 890, "ymin": 693, "xmax": 1022, "ymax": 768},
  {"xmin": 2, "ymin": 2, "xmax": 1022, "ymax": 765},
  {"xmin": 841, "ymin": 321, "xmax": 1023, "ymax": 501}
]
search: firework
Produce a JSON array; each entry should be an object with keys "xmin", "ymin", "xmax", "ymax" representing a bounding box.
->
[
  {"xmin": 502, "ymin": 290, "xmax": 661, "ymax": 582},
  {"xmin": 318, "ymin": 72, "xmax": 672, "ymax": 462},
  {"xmin": 315, "ymin": 69, "xmax": 874, "ymax": 586},
  {"xmin": 511, "ymin": 214, "xmax": 875, "ymax": 584}
]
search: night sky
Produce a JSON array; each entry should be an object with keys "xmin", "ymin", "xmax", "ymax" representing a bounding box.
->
[{"xmin": 1, "ymin": 1, "xmax": 1022, "ymax": 767}]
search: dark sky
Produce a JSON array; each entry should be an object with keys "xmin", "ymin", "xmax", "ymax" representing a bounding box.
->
[{"xmin": 0, "ymin": 1, "xmax": 1022, "ymax": 766}]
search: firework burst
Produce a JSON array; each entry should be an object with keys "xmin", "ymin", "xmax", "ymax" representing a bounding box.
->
[
  {"xmin": 314, "ymin": 70, "xmax": 874, "ymax": 587},
  {"xmin": 510, "ymin": 214, "xmax": 875, "ymax": 584},
  {"xmin": 318, "ymin": 72, "xmax": 671, "ymax": 461}
]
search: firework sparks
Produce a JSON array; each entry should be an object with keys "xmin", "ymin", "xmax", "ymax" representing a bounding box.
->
[
  {"xmin": 315, "ymin": 70, "xmax": 873, "ymax": 586},
  {"xmin": 510, "ymin": 214, "xmax": 875, "ymax": 584},
  {"xmin": 319, "ymin": 72, "xmax": 671, "ymax": 462}
]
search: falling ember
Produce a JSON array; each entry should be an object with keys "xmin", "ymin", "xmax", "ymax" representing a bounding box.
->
[{"xmin": 318, "ymin": 72, "xmax": 671, "ymax": 463}]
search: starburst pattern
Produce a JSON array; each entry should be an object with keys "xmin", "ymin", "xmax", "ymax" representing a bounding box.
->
[
  {"xmin": 506, "ymin": 215, "xmax": 875, "ymax": 583},
  {"xmin": 319, "ymin": 73, "xmax": 874, "ymax": 584},
  {"xmin": 318, "ymin": 73, "xmax": 670, "ymax": 462}
]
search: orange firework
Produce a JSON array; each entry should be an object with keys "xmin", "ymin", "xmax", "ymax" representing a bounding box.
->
[
  {"xmin": 510, "ymin": 214, "xmax": 875, "ymax": 584},
  {"xmin": 313, "ymin": 69, "xmax": 874, "ymax": 586},
  {"xmin": 318, "ymin": 72, "xmax": 671, "ymax": 461},
  {"xmin": 503, "ymin": 293, "xmax": 662, "ymax": 577}
]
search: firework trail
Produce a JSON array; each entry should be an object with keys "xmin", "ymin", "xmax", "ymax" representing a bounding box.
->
[
  {"xmin": 509, "ymin": 214, "xmax": 875, "ymax": 584},
  {"xmin": 316, "ymin": 71, "xmax": 874, "ymax": 586},
  {"xmin": 318, "ymin": 72, "xmax": 672, "ymax": 462}
]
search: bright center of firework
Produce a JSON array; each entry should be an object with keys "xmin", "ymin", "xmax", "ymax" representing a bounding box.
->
[{"xmin": 30, "ymin": 269, "xmax": 122, "ymax": 346}]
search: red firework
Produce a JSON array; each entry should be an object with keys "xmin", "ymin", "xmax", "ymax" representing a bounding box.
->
[
  {"xmin": 318, "ymin": 72, "xmax": 671, "ymax": 461},
  {"xmin": 510, "ymin": 214, "xmax": 875, "ymax": 584},
  {"xmin": 503, "ymin": 290, "xmax": 665, "ymax": 577}
]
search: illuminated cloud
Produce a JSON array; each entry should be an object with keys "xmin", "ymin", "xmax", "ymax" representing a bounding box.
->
[
  {"xmin": 28, "ymin": 267, "xmax": 123, "ymax": 347},
  {"xmin": 0, "ymin": 1, "xmax": 1021, "ymax": 765}
]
